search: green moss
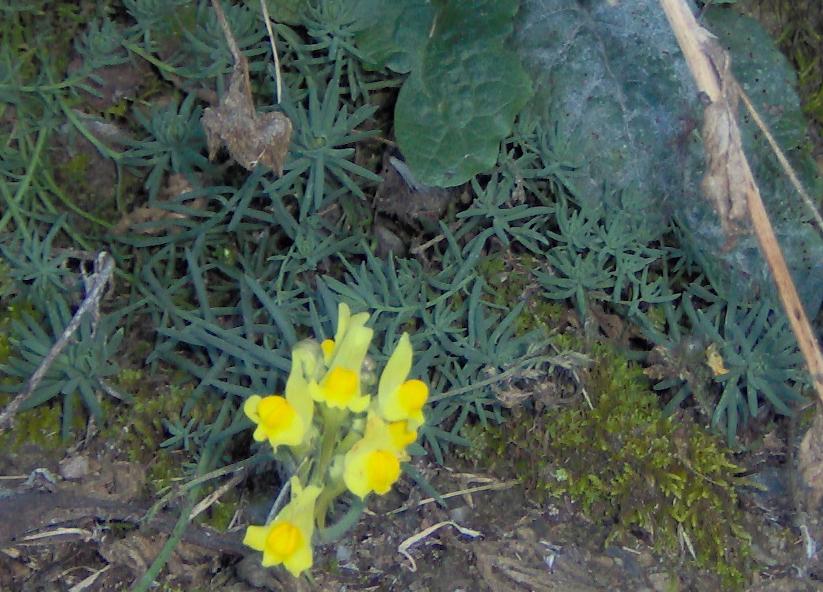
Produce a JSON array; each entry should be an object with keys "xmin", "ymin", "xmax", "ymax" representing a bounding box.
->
[
  {"xmin": 197, "ymin": 495, "xmax": 240, "ymax": 532},
  {"xmin": 464, "ymin": 346, "xmax": 752, "ymax": 589},
  {"xmin": 476, "ymin": 254, "xmax": 569, "ymax": 336},
  {"xmin": 0, "ymin": 400, "xmax": 70, "ymax": 453},
  {"xmin": 0, "ymin": 299, "xmax": 76, "ymax": 453},
  {"xmin": 101, "ymin": 376, "xmax": 212, "ymax": 495}
]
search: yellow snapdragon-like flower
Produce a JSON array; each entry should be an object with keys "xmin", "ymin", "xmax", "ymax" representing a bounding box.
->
[
  {"xmin": 244, "ymin": 344, "xmax": 315, "ymax": 451},
  {"xmin": 376, "ymin": 333, "xmax": 428, "ymax": 426},
  {"xmin": 310, "ymin": 303, "xmax": 373, "ymax": 412},
  {"xmin": 243, "ymin": 477, "xmax": 321, "ymax": 576},
  {"xmin": 343, "ymin": 413, "xmax": 411, "ymax": 498},
  {"xmin": 320, "ymin": 302, "xmax": 370, "ymax": 364}
]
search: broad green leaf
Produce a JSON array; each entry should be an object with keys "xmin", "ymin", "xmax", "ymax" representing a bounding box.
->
[
  {"xmin": 395, "ymin": 0, "xmax": 532, "ymax": 187},
  {"xmin": 257, "ymin": 0, "xmax": 306, "ymax": 25},
  {"xmin": 354, "ymin": 0, "xmax": 434, "ymax": 74}
]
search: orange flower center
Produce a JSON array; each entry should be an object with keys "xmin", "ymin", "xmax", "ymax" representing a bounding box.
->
[
  {"xmin": 398, "ymin": 380, "xmax": 428, "ymax": 413},
  {"xmin": 366, "ymin": 449, "xmax": 400, "ymax": 494},
  {"xmin": 258, "ymin": 396, "xmax": 296, "ymax": 430},
  {"xmin": 265, "ymin": 521, "xmax": 303, "ymax": 560},
  {"xmin": 323, "ymin": 367, "xmax": 358, "ymax": 405}
]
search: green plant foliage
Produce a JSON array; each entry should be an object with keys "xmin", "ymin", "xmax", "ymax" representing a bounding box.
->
[
  {"xmin": 279, "ymin": 72, "xmax": 381, "ymax": 217},
  {"xmin": 637, "ymin": 290, "xmax": 806, "ymax": 445},
  {"xmin": 468, "ymin": 350, "xmax": 752, "ymax": 588},
  {"xmin": 1, "ymin": 218, "xmax": 74, "ymax": 300},
  {"xmin": 457, "ymin": 173, "xmax": 552, "ymax": 255},
  {"xmin": 535, "ymin": 194, "xmax": 677, "ymax": 320},
  {"xmin": 75, "ymin": 18, "xmax": 131, "ymax": 70},
  {"xmin": 515, "ymin": 0, "xmax": 823, "ymax": 316},
  {"xmin": 126, "ymin": 94, "xmax": 211, "ymax": 200},
  {"xmin": 353, "ymin": 0, "xmax": 433, "ymax": 74},
  {"xmin": 0, "ymin": 297, "xmax": 123, "ymax": 441},
  {"xmin": 394, "ymin": 0, "xmax": 532, "ymax": 187},
  {"xmin": 1, "ymin": 1, "xmax": 817, "ymax": 559}
]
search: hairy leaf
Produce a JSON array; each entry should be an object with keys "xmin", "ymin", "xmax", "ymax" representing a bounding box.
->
[{"xmin": 515, "ymin": 0, "xmax": 823, "ymax": 314}]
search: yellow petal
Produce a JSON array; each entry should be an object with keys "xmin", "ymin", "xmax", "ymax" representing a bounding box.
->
[
  {"xmin": 286, "ymin": 352, "xmax": 315, "ymax": 431},
  {"xmin": 349, "ymin": 393, "xmax": 371, "ymax": 413},
  {"xmin": 247, "ymin": 395, "xmax": 306, "ymax": 449},
  {"xmin": 388, "ymin": 421, "xmax": 417, "ymax": 449},
  {"xmin": 243, "ymin": 395, "xmax": 262, "ymax": 422},
  {"xmin": 320, "ymin": 339, "xmax": 335, "ymax": 363},
  {"xmin": 343, "ymin": 447, "xmax": 371, "ymax": 499},
  {"xmin": 243, "ymin": 525, "xmax": 269, "ymax": 551},
  {"xmin": 366, "ymin": 449, "xmax": 400, "ymax": 494},
  {"xmin": 258, "ymin": 396, "xmax": 296, "ymax": 430},
  {"xmin": 333, "ymin": 303, "xmax": 352, "ymax": 345},
  {"xmin": 266, "ymin": 417, "xmax": 305, "ymax": 449},
  {"xmin": 344, "ymin": 415, "xmax": 408, "ymax": 498},
  {"xmin": 322, "ymin": 367, "xmax": 359, "ymax": 406},
  {"xmin": 252, "ymin": 425, "xmax": 268, "ymax": 442},
  {"xmin": 283, "ymin": 544, "xmax": 313, "ymax": 577},
  {"xmin": 264, "ymin": 522, "xmax": 303, "ymax": 561},
  {"xmin": 378, "ymin": 333, "xmax": 412, "ymax": 402}
]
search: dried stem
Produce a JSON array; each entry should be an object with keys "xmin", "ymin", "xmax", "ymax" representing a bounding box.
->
[
  {"xmin": 0, "ymin": 252, "xmax": 115, "ymax": 433},
  {"xmin": 659, "ymin": 0, "xmax": 823, "ymax": 405}
]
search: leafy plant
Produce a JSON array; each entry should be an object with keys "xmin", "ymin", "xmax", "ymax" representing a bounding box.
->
[
  {"xmin": 535, "ymin": 194, "xmax": 676, "ymax": 320},
  {"xmin": 392, "ymin": 0, "xmax": 532, "ymax": 187},
  {"xmin": 279, "ymin": 71, "xmax": 381, "ymax": 218},
  {"xmin": 0, "ymin": 218, "xmax": 74, "ymax": 300},
  {"xmin": 271, "ymin": 0, "xmax": 532, "ymax": 187},
  {"xmin": 126, "ymin": 94, "xmax": 212, "ymax": 200},
  {"xmin": 636, "ymin": 288, "xmax": 806, "ymax": 444},
  {"xmin": 0, "ymin": 297, "xmax": 123, "ymax": 441}
]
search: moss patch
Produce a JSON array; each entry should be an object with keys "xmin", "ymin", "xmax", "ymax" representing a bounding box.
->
[{"xmin": 463, "ymin": 346, "xmax": 752, "ymax": 589}]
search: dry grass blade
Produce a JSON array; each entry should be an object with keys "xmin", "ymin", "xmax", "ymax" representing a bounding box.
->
[
  {"xmin": 0, "ymin": 252, "xmax": 115, "ymax": 433},
  {"xmin": 660, "ymin": 0, "xmax": 823, "ymax": 403},
  {"xmin": 660, "ymin": 0, "xmax": 823, "ymax": 517},
  {"xmin": 397, "ymin": 520, "xmax": 482, "ymax": 572}
]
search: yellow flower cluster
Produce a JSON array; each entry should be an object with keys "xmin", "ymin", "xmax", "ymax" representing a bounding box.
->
[{"xmin": 241, "ymin": 303, "xmax": 428, "ymax": 576}]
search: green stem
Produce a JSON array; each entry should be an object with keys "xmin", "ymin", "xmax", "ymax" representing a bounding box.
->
[
  {"xmin": 132, "ymin": 404, "xmax": 237, "ymax": 592},
  {"xmin": 314, "ymin": 478, "xmax": 348, "ymax": 529},
  {"xmin": 123, "ymin": 42, "xmax": 187, "ymax": 77},
  {"xmin": 39, "ymin": 168, "xmax": 113, "ymax": 229},
  {"xmin": 0, "ymin": 74, "xmax": 91, "ymax": 94},
  {"xmin": 130, "ymin": 497, "xmax": 195, "ymax": 592},
  {"xmin": 311, "ymin": 405, "xmax": 345, "ymax": 489}
]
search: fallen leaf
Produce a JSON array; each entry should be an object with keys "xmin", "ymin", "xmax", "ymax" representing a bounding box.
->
[
  {"xmin": 704, "ymin": 343, "xmax": 729, "ymax": 376},
  {"xmin": 201, "ymin": 54, "xmax": 291, "ymax": 174},
  {"xmin": 112, "ymin": 174, "xmax": 205, "ymax": 235}
]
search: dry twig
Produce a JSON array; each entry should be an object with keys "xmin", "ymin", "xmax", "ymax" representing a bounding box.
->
[
  {"xmin": 659, "ymin": 0, "xmax": 823, "ymax": 404},
  {"xmin": 0, "ymin": 252, "xmax": 115, "ymax": 433}
]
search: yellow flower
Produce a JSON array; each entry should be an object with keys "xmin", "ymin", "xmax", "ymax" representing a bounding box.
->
[
  {"xmin": 344, "ymin": 414, "xmax": 410, "ymax": 498},
  {"xmin": 244, "ymin": 344, "xmax": 315, "ymax": 451},
  {"xmin": 243, "ymin": 477, "xmax": 320, "ymax": 576},
  {"xmin": 310, "ymin": 303, "xmax": 373, "ymax": 412},
  {"xmin": 388, "ymin": 420, "xmax": 418, "ymax": 449},
  {"xmin": 320, "ymin": 303, "xmax": 370, "ymax": 365},
  {"xmin": 376, "ymin": 333, "xmax": 428, "ymax": 426}
]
